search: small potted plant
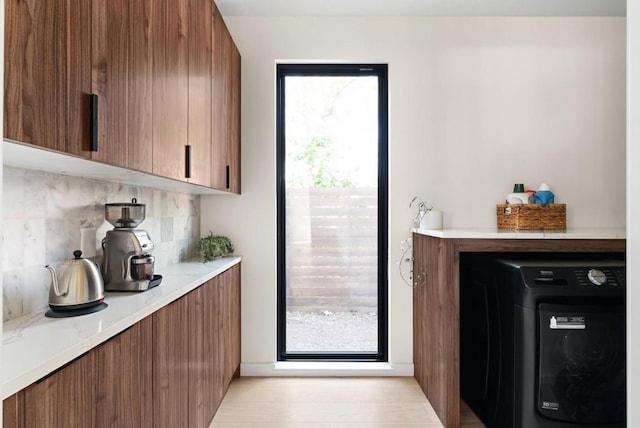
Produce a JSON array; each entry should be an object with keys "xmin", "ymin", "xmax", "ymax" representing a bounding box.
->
[{"xmin": 196, "ymin": 232, "xmax": 234, "ymax": 262}]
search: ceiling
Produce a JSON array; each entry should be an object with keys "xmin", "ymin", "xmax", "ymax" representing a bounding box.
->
[{"xmin": 215, "ymin": 0, "xmax": 625, "ymax": 17}]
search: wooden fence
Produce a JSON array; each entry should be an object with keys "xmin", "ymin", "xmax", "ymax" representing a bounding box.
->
[{"xmin": 285, "ymin": 187, "xmax": 378, "ymax": 312}]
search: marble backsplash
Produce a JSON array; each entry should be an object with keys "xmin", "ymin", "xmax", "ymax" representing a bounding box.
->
[{"xmin": 2, "ymin": 166, "xmax": 201, "ymax": 321}]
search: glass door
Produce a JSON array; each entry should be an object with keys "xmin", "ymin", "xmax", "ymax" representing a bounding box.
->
[{"xmin": 276, "ymin": 64, "xmax": 388, "ymax": 361}]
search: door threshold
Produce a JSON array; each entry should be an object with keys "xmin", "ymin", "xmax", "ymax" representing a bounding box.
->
[{"xmin": 241, "ymin": 362, "xmax": 413, "ymax": 377}]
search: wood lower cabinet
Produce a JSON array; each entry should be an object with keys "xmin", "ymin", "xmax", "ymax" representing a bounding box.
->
[
  {"xmin": 153, "ymin": 294, "xmax": 190, "ymax": 428},
  {"xmin": 24, "ymin": 352, "xmax": 97, "ymax": 427},
  {"xmin": 96, "ymin": 317, "xmax": 154, "ymax": 428},
  {"xmin": 188, "ymin": 264, "xmax": 241, "ymax": 426},
  {"xmin": 3, "ymin": 392, "xmax": 24, "ymax": 428},
  {"xmin": 223, "ymin": 264, "xmax": 241, "ymax": 385},
  {"xmin": 189, "ymin": 279, "xmax": 219, "ymax": 426},
  {"xmin": 412, "ymin": 234, "xmax": 626, "ymax": 428},
  {"xmin": 3, "ymin": 265, "xmax": 241, "ymax": 428}
]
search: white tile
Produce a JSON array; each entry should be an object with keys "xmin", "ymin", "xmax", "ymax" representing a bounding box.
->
[
  {"xmin": 3, "ymin": 220, "xmax": 25, "ymax": 270},
  {"xmin": 3, "ymin": 270, "xmax": 24, "ymax": 320},
  {"xmin": 3, "ymin": 167, "xmax": 25, "ymax": 219}
]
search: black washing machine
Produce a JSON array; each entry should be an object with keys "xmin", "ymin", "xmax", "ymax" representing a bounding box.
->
[{"xmin": 460, "ymin": 255, "xmax": 626, "ymax": 428}]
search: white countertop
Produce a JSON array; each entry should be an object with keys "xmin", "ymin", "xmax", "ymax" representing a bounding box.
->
[
  {"xmin": 413, "ymin": 227, "xmax": 626, "ymax": 240},
  {"xmin": 2, "ymin": 256, "xmax": 241, "ymax": 399}
]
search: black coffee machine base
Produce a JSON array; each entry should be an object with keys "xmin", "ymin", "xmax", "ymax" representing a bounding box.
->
[{"xmin": 148, "ymin": 274, "xmax": 162, "ymax": 289}]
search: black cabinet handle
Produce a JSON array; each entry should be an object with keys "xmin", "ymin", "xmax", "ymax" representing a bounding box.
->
[
  {"xmin": 185, "ymin": 145, "xmax": 192, "ymax": 178},
  {"xmin": 90, "ymin": 94, "xmax": 98, "ymax": 152},
  {"xmin": 226, "ymin": 165, "xmax": 230, "ymax": 189}
]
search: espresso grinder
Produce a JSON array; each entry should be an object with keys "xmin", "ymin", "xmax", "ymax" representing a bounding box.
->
[{"xmin": 102, "ymin": 199, "xmax": 162, "ymax": 291}]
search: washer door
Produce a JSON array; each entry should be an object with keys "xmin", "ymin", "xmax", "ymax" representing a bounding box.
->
[{"xmin": 537, "ymin": 303, "xmax": 625, "ymax": 424}]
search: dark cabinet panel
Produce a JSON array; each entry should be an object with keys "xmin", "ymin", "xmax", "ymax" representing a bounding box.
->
[
  {"xmin": 96, "ymin": 317, "xmax": 153, "ymax": 428},
  {"xmin": 24, "ymin": 352, "xmax": 96, "ymax": 428},
  {"xmin": 91, "ymin": 0, "xmax": 153, "ymax": 172},
  {"xmin": 225, "ymin": 264, "xmax": 242, "ymax": 383},
  {"xmin": 227, "ymin": 33, "xmax": 242, "ymax": 194},
  {"xmin": 4, "ymin": 0, "xmax": 91, "ymax": 156},
  {"xmin": 152, "ymin": 0, "xmax": 190, "ymax": 181},
  {"xmin": 187, "ymin": 0, "xmax": 213, "ymax": 186},
  {"xmin": 188, "ymin": 280, "xmax": 218, "ymax": 426},
  {"xmin": 211, "ymin": 6, "xmax": 241, "ymax": 193},
  {"xmin": 153, "ymin": 296, "xmax": 190, "ymax": 428},
  {"xmin": 3, "ymin": 392, "xmax": 25, "ymax": 428}
]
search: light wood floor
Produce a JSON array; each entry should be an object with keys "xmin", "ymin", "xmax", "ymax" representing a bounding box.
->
[{"xmin": 210, "ymin": 377, "xmax": 485, "ymax": 427}]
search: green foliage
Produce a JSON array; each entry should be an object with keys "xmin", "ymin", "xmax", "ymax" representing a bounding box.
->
[
  {"xmin": 289, "ymin": 137, "xmax": 354, "ymax": 188},
  {"xmin": 196, "ymin": 232, "xmax": 234, "ymax": 262}
]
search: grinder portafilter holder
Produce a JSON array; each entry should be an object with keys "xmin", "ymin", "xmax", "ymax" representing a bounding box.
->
[{"xmin": 105, "ymin": 198, "xmax": 146, "ymax": 228}]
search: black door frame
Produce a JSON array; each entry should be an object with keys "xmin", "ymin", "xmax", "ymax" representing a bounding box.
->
[{"xmin": 276, "ymin": 63, "xmax": 389, "ymax": 362}]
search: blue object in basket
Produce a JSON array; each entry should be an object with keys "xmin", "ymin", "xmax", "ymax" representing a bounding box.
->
[{"xmin": 534, "ymin": 190, "xmax": 554, "ymax": 204}]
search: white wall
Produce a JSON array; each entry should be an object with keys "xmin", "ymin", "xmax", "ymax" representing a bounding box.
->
[
  {"xmin": 627, "ymin": 1, "xmax": 639, "ymax": 425},
  {"xmin": 201, "ymin": 17, "xmax": 626, "ymax": 368}
]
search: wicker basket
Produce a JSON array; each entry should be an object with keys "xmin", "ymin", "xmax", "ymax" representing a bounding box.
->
[{"xmin": 496, "ymin": 204, "xmax": 566, "ymax": 231}]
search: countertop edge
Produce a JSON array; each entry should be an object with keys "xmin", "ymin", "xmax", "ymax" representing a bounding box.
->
[
  {"xmin": 1, "ymin": 256, "xmax": 241, "ymax": 399},
  {"xmin": 412, "ymin": 228, "xmax": 627, "ymax": 240}
]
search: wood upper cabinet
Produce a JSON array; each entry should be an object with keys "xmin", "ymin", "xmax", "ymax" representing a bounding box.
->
[
  {"xmin": 212, "ymin": 5, "xmax": 241, "ymax": 193},
  {"xmin": 23, "ymin": 352, "xmax": 97, "ymax": 428},
  {"xmin": 95, "ymin": 317, "xmax": 153, "ymax": 428},
  {"xmin": 4, "ymin": 0, "xmax": 92, "ymax": 156},
  {"xmin": 152, "ymin": 0, "xmax": 190, "ymax": 182},
  {"xmin": 5, "ymin": 0, "xmax": 240, "ymax": 191},
  {"xmin": 227, "ymin": 37, "xmax": 241, "ymax": 194},
  {"xmin": 186, "ymin": 0, "xmax": 213, "ymax": 187},
  {"xmin": 91, "ymin": 0, "xmax": 154, "ymax": 173}
]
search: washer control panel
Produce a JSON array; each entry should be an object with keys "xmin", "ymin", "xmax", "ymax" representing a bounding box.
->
[
  {"xmin": 506, "ymin": 260, "xmax": 625, "ymax": 290},
  {"xmin": 587, "ymin": 269, "xmax": 607, "ymax": 285},
  {"xmin": 574, "ymin": 267, "xmax": 624, "ymax": 287}
]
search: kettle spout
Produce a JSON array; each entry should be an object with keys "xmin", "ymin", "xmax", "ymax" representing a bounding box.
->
[{"xmin": 45, "ymin": 265, "xmax": 65, "ymax": 297}]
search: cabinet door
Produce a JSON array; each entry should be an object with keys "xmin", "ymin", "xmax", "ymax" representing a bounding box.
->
[
  {"xmin": 227, "ymin": 34, "xmax": 242, "ymax": 194},
  {"xmin": 224, "ymin": 264, "xmax": 242, "ymax": 385},
  {"xmin": 95, "ymin": 317, "xmax": 153, "ymax": 428},
  {"xmin": 187, "ymin": 0, "xmax": 213, "ymax": 186},
  {"xmin": 5, "ymin": 0, "xmax": 91, "ymax": 156},
  {"xmin": 211, "ymin": 9, "xmax": 241, "ymax": 193},
  {"xmin": 214, "ymin": 265, "xmax": 241, "ymax": 391},
  {"xmin": 153, "ymin": 296, "xmax": 189, "ymax": 428},
  {"xmin": 91, "ymin": 0, "xmax": 153, "ymax": 173},
  {"xmin": 152, "ymin": 0, "xmax": 189, "ymax": 181},
  {"xmin": 3, "ymin": 392, "xmax": 25, "ymax": 428},
  {"xmin": 211, "ymin": 10, "xmax": 240, "ymax": 193},
  {"xmin": 23, "ymin": 352, "xmax": 96, "ymax": 427},
  {"xmin": 188, "ymin": 279, "xmax": 219, "ymax": 426},
  {"xmin": 211, "ymin": 5, "xmax": 227, "ymax": 191}
]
